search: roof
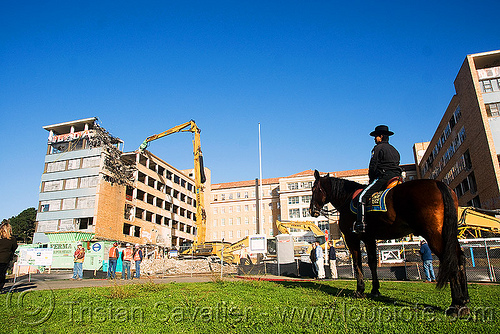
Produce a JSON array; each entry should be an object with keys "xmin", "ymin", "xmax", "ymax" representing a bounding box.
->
[
  {"xmin": 43, "ymin": 117, "xmax": 98, "ymax": 134},
  {"xmin": 212, "ymin": 177, "xmax": 280, "ymax": 190}
]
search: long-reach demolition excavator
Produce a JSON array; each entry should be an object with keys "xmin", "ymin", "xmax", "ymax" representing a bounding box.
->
[{"xmin": 138, "ymin": 120, "xmax": 226, "ymax": 257}]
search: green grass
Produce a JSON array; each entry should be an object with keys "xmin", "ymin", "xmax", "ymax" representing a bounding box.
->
[{"xmin": 1, "ymin": 279, "xmax": 498, "ymax": 334}]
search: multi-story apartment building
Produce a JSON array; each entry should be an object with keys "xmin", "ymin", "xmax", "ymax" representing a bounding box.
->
[
  {"xmin": 414, "ymin": 50, "xmax": 500, "ymax": 209},
  {"xmin": 209, "ymin": 178, "xmax": 280, "ymax": 243},
  {"xmin": 34, "ymin": 118, "xmax": 202, "ymax": 248}
]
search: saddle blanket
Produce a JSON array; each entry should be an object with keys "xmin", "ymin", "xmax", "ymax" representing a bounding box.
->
[{"xmin": 350, "ymin": 188, "xmax": 391, "ymax": 214}]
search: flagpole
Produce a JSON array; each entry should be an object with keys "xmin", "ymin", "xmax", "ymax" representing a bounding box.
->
[{"xmin": 258, "ymin": 123, "xmax": 263, "ymax": 235}]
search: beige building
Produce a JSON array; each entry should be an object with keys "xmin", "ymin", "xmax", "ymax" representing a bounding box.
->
[
  {"xmin": 208, "ymin": 166, "xmax": 416, "ymax": 243},
  {"xmin": 414, "ymin": 50, "xmax": 500, "ymax": 209}
]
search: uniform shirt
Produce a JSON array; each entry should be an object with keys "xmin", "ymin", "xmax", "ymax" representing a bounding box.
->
[{"xmin": 368, "ymin": 141, "xmax": 401, "ymax": 182}]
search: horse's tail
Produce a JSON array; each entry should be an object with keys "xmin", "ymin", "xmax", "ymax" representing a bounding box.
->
[{"xmin": 436, "ymin": 181, "xmax": 460, "ymax": 289}]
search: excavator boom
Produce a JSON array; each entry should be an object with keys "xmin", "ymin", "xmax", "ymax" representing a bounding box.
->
[{"xmin": 138, "ymin": 120, "xmax": 207, "ymax": 245}]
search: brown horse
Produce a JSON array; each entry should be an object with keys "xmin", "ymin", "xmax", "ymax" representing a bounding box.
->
[{"xmin": 309, "ymin": 170, "xmax": 469, "ymax": 315}]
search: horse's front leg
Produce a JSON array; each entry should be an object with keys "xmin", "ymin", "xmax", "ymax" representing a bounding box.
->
[
  {"xmin": 365, "ymin": 238, "xmax": 380, "ymax": 297},
  {"xmin": 346, "ymin": 235, "xmax": 365, "ymax": 297}
]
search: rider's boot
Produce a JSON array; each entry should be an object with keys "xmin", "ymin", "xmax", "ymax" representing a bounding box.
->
[{"xmin": 353, "ymin": 202, "xmax": 366, "ymax": 234}]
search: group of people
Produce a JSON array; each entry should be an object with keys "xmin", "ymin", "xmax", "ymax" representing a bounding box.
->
[
  {"xmin": 309, "ymin": 240, "xmax": 337, "ymax": 280},
  {"xmin": 108, "ymin": 243, "xmax": 143, "ymax": 280},
  {"xmin": 71, "ymin": 242, "xmax": 143, "ymax": 280}
]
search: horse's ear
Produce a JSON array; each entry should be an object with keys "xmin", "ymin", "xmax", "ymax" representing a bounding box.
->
[{"xmin": 314, "ymin": 170, "xmax": 320, "ymax": 180}]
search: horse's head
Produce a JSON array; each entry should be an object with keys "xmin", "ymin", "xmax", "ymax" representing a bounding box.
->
[{"xmin": 310, "ymin": 170, "xmax": 328, "ymax": 218}]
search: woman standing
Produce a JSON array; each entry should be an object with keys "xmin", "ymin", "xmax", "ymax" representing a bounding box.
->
[{"xmin": 0, "ymin": 222, "xmax": 18, "ymax": 291}]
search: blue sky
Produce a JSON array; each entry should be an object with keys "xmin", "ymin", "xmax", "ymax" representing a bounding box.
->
[{"xmin": 1, "ymin": 1, "xmax": 498, "ymax": 219}]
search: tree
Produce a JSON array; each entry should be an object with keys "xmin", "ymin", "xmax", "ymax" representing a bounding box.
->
[{"xmin": 5, "ymin": 207, "xmax": 36, "ymax": 243}]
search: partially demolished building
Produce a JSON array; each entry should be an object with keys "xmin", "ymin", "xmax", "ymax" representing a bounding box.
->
[{"xmin": 34, "ymin": 117, "xmax": 200, "ymax": 248}]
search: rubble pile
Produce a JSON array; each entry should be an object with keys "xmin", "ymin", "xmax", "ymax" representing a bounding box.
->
[{"xmin": 140, "ymin": 258, "xmax": 237, "ymax": 276}]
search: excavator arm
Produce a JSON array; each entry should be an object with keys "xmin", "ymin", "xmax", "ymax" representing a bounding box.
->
[{"xmin": 138, "ymin": 120, "xmax": 207, "ymax": 245}]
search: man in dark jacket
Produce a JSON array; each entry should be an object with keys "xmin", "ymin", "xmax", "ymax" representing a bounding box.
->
[
  {"xmin": 420, "ymin": 240, "xmax": 436, "ymax": 282},
  {"xmin": 353, "ymin": 125, "xmax": 402, "ymax": 234}
]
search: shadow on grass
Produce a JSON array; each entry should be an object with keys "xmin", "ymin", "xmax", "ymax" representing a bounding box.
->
[{"xmin": 271, "ymin": 280, "xmax": 445, "ymax": 312}]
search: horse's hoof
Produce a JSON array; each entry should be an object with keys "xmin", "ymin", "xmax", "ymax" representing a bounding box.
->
[
  {"xmin": 370, "ymin": 291, "xmax": 381, "ymax": 298},
  {"xmin": 353, "ymin": 291, "xmax": 365, "ymax": 298},
  {"xmin": 446, "ymin": 306, "xmax": 470, "ymax": 317}
]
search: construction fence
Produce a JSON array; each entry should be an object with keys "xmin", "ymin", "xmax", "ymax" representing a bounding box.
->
[{"xmin": 237, "ymin": 238, "xmax": 500, "ymax": 283}]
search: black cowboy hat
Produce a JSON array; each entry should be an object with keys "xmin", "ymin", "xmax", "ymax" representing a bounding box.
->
[{"xmin": 370, "ymin": 125, "xmax": 394, "ymax": 137}]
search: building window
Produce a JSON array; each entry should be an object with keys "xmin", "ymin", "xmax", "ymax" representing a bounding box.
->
[
  {"xmin": 229, "ymin": 231, "xmax": 233, "ymax": 238},
  {"xmin": 486, "ymin": 103, "xmax": 500, "ymax": 117},
  {"xmin": 237, "ymin": 230, "xmax": 241, "ymax": 238},
  {"xmin": 244, "ymin": 205, "xmax": 249, "ymax": 212},
  {"xmin": 221, "ymin": 207, "xmax": 225, "ymax": 214},
  {"xmin": 302, "ymin": 208, "xmax": 311, "ymax": 217},
  {"xmin": 481, "ymin": 80, "xmax": 494, "ymax": 93},
  {"xmin": 236, "ymin": 217, "xmax": 241, "ymax": 225},
  {"xmin": 221, "ymin": 219, "xmax": 225, "ymax": 226},
  {"xmin": 213, "ymin": 208, "xmax": 218, "ymax": 214},
  {"xmin": 221, "ymin": 231, "xmax": 225, "ymax": 239},
  {"xmin": 244, "ymin": 192, "xmax": 248, "ymax": 198},
  {"xmin": 288, "ymin": 183, "xmax": 298, "ymax": 190},
  {"xmin": 213, "ymin": 232, "xmax": 217, "ymax": 239},
  {"xmin": 236, "ymin": 205, "xmax": 241, "ymax": 212},
  {"xmin": 229, "ymin": 206, "xmax": 233, "ymax": 213},
  {"xmin": 467, "ymin": 196, "xmax": 481, "ymax": 208},
  {"xmin": 77, "ymin": 217, "xmax": 93, "ymax": 230},
  {"xmin": 289, "ymin": 208, "xmax": 300, "ymax": 218},
  {"xmin": 221, "ymin": 194, "xmax": 225, "ymax": 200},
  {"xmin": 229, "ymin": 218, "xmax": 233, "ymax": 225},
  {"xmin": 213, "ymin": 220, "xmax": 217, "ymax": 227},
  {"xmin": 229, "ymin": 193, "xmax": 233, "ymax": 200},
  {"xmin": 245, "ymin": 217, "xmax": 249, "ymax": 224},
  {"xmin": 301, "ymin": 181, "xmax": 312, "ymax": 189},
  {"xmin": 288, "ymin": 196, "xmax": 299, "ymax": 205},
  {"xmin": 302, "ymin": 195, "xmax": 311, "ymax": 204},
  {"xmin": 236, "ymin": 192, "xmax": 241, "ymax": 199}
]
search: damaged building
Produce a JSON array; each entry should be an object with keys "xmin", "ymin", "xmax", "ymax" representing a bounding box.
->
[{"xmin": 34, "ymin": 117, "xmax": 203, "ymax": 249}]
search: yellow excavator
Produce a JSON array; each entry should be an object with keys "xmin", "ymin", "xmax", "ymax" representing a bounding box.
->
[
  {"xmin": 458, "ymin": 206, "xmax": 500, "ymax": 239},
  {"xmin": 215, "ymin": 236, "xmax": 252, "ymax": 264},
  {"xmin": 138, "ymin": 120, "xmax": 210, "ymax": 255}
]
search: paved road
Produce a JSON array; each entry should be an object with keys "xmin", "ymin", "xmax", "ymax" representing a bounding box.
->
[{"xmin": 3, "ymin": 271, "xmax": 227, "ymax": 292}]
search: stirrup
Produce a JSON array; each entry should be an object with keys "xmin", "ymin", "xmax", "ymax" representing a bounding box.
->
[{"xmin": 352, "ymin": 221, "xmax": 366, "ymax": 234}]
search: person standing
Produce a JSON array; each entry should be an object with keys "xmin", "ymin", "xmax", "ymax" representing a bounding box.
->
[
  {"xmin": 353, "ymin": 125, "xmax": 402, "ymax": 234},
  {"xmin": 133, "ymin": 244, "xmax": 143, "ymax": 279},
  {"xmin": 310, "ymin": 243, "xmax": 317, "ymax": 278},
  {"xmin": 121, "ymin": 243, "xmax": 133, "ymax": 280},
  {"xmin": 0, "ymin": 222, "xmax": 18, "ymax": 291},
  {"xmin": 107, "ymin": 242, "xmax": 119, "ymax": 279},
  {"xmin": 315, "ymin": 241, "xmax": 325, "ymax": 279},
  {"xmin": 71, "ymin": 242, "xmax": 85, "ymax": 280},
  {"xmin": 420, "ymin": 240, "xmax": 436, "ymax": 283},
  {"xmin": 328, "ymin": 240, "xmax": 338, "ymax": 279}
]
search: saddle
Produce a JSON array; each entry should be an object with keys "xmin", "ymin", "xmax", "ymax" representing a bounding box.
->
[{"xmin": 350, "ymin": 176, "xmax": 402, "ymax": 214}]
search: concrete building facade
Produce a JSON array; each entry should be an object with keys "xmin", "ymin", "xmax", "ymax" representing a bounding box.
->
[
  {"xmin": 35, "ymin": 118, "xmax": 201, "ymax": 248},
  {"xmin": 414, "ymin": 50, "xmax": 500, "ymax": 209}
]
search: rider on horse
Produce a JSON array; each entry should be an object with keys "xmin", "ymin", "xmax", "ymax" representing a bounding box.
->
[{"xmin": 353, "ymin": 125, "xmax": 402, "ymax": 234}]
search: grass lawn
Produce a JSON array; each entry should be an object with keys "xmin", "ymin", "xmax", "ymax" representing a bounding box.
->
[{"xmin": 1, "ymin": 278, "xmax": 498, "ymax": 334}]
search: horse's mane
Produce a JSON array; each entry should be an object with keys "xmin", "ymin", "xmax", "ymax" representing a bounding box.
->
[{"xmin": 328, "ymin": 176, "xmax": 363, "ymax": 199}]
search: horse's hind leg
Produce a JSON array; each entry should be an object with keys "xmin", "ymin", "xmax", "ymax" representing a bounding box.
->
[
  {"xmin": 365, "ymin": 239, "xmax": 380, "ymax": 297},
  {"xmin": 346, "ymin": 235, "xmax": 365, "ymax": 297}
]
